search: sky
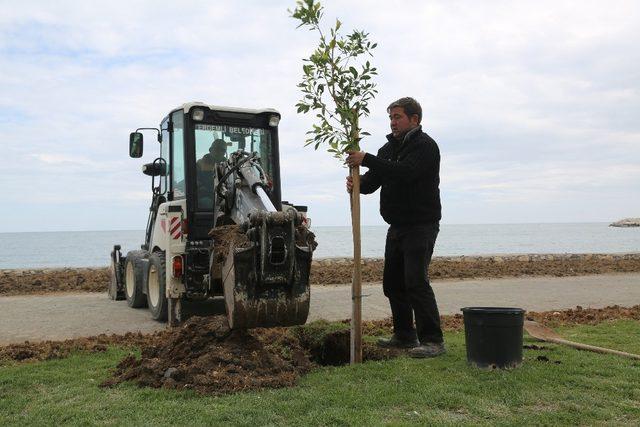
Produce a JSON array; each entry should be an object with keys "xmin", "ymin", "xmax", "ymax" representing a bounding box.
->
[{"xmin": 0, "ymin": 0, "xmax": 638, "ymax": 232}]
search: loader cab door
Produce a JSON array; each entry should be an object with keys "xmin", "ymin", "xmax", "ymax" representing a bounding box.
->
[
  {"xmin": 155, "ymin": 112, "xmax": 186, "ymax": 201},
  {"xmin": 169, "ymin": 112, "xmax": 186, "ymax": 200},
  {"xmin": 145, "ymin": 113, "xmax": 186, "ymax": 250}
]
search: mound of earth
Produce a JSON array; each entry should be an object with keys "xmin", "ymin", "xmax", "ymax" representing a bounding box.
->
[
  {"xmin": 101, "ymin": 316, "xmax": 312, "ymax": 395},
  {"xmin": 101, "ymin": 316, "xmax": 400, "ymax": 395}
]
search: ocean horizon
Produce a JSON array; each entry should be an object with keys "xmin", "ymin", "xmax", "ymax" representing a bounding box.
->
[{"xmin": 0, "ymin": 222, "xmax": 638, "ymax": 269}]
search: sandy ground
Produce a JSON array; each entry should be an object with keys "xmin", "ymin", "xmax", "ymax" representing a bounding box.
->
[{"xmin": 1, "ymin": 273, "xmax": 638, "ymax": 345}]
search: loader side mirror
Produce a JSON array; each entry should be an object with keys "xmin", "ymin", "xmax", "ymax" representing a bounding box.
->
[{"xmin": 129, "ymin": 132, "xmax": 143, "ymax": 158}]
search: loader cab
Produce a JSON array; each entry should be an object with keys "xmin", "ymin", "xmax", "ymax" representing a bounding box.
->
[{"xmin": 156, "ymin": 103, "xmax": 283, "ymax": 240}]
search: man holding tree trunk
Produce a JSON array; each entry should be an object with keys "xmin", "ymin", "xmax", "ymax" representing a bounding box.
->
[{"xmin": 346, "ymin": 97, "xmax": 445, "ymax": 358}]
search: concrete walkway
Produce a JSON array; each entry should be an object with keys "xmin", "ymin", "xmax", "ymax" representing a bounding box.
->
[
  {"xmin": 309, "ymin": 273, "xmax": 640, "ymax": 321},
  {"xmin": 1, "ymin": 273, "xmax": 638, "ymax": 345}
]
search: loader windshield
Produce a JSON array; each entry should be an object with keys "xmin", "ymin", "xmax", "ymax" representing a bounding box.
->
[{"xmin": 194, "ymin": 123, "xmax": 274, "ymax": 209}]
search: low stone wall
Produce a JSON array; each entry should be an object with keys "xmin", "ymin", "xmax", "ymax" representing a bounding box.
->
[
  {"xmin": 1, "ymin": 253, "xmax": 639, "ymax": 295},
  {"xmin": 0, "ymin": 268, "xmax": 109, "ymax": 296}
]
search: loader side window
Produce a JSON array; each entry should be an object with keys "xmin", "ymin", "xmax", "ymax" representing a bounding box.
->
[{"xmin": 171, "ymin": 112, "xmax": 185, "ymax": 199}]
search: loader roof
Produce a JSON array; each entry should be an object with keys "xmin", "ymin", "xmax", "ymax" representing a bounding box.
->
[{"xmin": 173, "ymin": 102, "xmax": 280, "ymax": 116}]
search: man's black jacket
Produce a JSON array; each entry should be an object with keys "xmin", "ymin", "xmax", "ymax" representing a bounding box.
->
[{"xmin": 360, "ymin": 126, "xmax": 441, "ymax": 225}]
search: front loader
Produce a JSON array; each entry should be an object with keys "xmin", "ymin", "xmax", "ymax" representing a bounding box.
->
[{"xmin": 109, "ymin": 102, "xmax": 316, "ymax": 329}]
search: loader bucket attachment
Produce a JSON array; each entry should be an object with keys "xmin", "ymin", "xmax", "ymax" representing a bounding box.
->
[{"xmin": 221, "ymin": 211, "xmax": 312, "ymax": 329}]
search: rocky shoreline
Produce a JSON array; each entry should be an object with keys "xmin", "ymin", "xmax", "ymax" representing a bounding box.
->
[
  {"xmin": 610, "ymin": 218, "xmax": 640, "ymax": 227},
  {"xmin": 1, "ymin": 253, "xmax": 640, "ymax": 296}
]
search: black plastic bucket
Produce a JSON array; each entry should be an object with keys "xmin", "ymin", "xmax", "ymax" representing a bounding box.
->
[{"xmin": 461, "ymin": 307, "xmax": 525, "ymax": 369}]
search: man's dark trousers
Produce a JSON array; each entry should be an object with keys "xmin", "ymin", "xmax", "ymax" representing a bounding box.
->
[{"xmin": 383, "ymin": 222, "xmax": 443, "ymax": 344}]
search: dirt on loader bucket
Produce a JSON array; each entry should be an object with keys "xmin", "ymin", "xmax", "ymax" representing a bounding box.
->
[{"xmin": 208, "ymin": 225, "xmax": 250, "ymax": 262}]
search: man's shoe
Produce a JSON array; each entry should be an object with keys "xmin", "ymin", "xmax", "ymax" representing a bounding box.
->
[
  {"xmin": 377, "ymin": 335, "xmax": 419, "ymax": 349},
  {"xmin": 409, "ymin": 342, "xmax": 446, "ymax": 358}
]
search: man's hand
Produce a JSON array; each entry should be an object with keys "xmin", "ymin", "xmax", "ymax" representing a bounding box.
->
[
  {"xmin": 346, "ymin": 175, "xmax": 353, "ymax": 193},
  {"xmin": 346, "ymin": 150, "xmax": 365, "ymax": 168}
]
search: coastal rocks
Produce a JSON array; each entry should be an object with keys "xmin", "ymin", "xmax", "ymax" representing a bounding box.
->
[{"xmin": 610, "ymin": 218, "xmax": 640, "ymax": 227}]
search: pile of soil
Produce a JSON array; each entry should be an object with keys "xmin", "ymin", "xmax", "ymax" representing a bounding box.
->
[
  {"xmin": 2, "ymin": 254, "xmax": 639, "ymax": 296},
  {"xmin": 101, "ymin": 316, "xmax": 402, "ymax": 395},
  {"xmin": 101, "ymin": 316, "xmax": 312, "ymax": 395}
]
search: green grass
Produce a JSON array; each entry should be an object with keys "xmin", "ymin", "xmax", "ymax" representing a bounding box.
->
[{"xmin": 1, "ymin": 320, "xmax": 639, "ymax": 426}]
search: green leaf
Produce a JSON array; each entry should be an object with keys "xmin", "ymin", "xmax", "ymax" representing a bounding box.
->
[{"xmin": 292, "ymin": 1, "xmax": 378, "ymax": 161}]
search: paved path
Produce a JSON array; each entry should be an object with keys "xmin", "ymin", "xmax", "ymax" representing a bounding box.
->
[{"xmin": 1, "ymin": 273, "xmax": 638, "ymax": 345}]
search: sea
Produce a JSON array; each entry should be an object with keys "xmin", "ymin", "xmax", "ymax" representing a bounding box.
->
[{"xmin": 0, "ymin": 223, "xmax": 638, "ymax": 269}]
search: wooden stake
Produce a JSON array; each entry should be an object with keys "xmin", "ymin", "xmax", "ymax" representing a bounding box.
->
[{"xmin": 350, "ymin": 165, "xmax": 363, "ymax": 364}]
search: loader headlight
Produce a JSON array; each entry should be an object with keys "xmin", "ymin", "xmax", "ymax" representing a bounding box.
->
[
  {"xmin": 192, "ymin": 109, "xmax": 205, "ymax": 121},
  {"xmin": 268, "ymin": 114, "xmax": 280, "ymax": 127}
]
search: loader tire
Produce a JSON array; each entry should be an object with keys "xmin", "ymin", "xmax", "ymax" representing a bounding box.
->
[
  {"xmin": 124, "ymin": 250, "xmax": 148, "ymax": 308},
  {"xmin": 146, "ymin": 251, "xmax": 168, "ymax": 321}
]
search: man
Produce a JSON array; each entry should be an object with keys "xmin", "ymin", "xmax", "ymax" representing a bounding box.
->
[
  {"xmin": 346, "ymin": 97, "xmax": 444, "ymax": 358},
  {"xmin": 196, "ymin": 138, "xmax": 227, "ymax": 208},
  {"xmin": 197, "ymin": 138, "xmax": 228, "ymax": 172}
]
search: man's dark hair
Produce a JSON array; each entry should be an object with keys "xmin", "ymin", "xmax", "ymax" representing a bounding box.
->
[{"xmin": 387, "ymin": 97, "xmax": 422, "ymax": 123}]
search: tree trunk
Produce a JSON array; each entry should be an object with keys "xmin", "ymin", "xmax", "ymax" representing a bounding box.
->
[{"xmin": 349, "ymin": 166, "xmax": 363, "ymax": 364}]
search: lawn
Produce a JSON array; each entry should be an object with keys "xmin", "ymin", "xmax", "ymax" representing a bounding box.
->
[{"xmin": 1, "ymin": 320, "xmax": 639, "ymax": 426}]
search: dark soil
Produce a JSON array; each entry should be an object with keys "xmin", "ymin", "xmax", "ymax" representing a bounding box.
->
[
  {"xmin": 101, "ymin": 316, "xmax": 403, "ymax": 395},
  {"xmin": 2, "ymin": 254, "xmax": 639, "ymax": 296},
  {"xmin": 101, "ymin": 316, "xmax": 313, "ymax": 395}
]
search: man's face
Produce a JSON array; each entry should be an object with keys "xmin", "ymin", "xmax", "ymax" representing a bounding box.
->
[
  {"xmin": 210, "ymin": 142, "xmax": 226, "ymax": 160},
  {"xmin": 389, "ymin": 106, "xmax": 419, "ymax": 138}
]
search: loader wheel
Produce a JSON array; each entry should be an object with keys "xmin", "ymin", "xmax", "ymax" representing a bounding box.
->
[
  {"xmin": 125, "ymin": 251, "xmax": 147, "ymax": 308},
  {"xmin": 147, "ymin": 251, "xmax": 168, "ymax": 321}
]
